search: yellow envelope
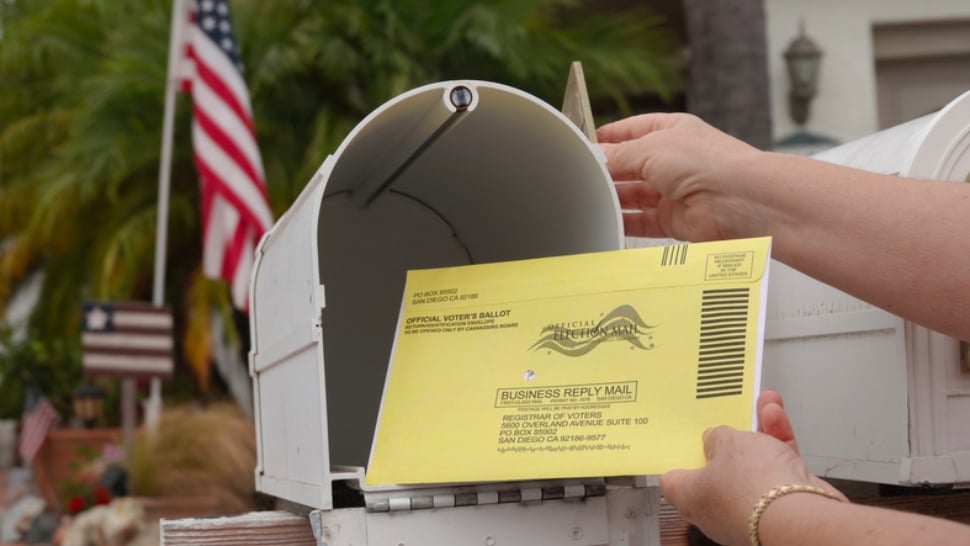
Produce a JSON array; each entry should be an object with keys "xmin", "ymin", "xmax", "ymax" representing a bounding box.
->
[{"xmin": 366, "ymin": 237, "xmax": 771, "ymax": 485}]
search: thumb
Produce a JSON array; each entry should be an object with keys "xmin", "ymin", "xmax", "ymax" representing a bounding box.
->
[{"xmin": 660, "ymin": 468, "xmax": 697, "ymax": 522}]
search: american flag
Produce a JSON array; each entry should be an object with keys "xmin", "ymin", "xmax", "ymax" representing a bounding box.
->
[
  {"xmin": 81, "ymin": 301, "xmax": 174, "ymax": 378},
  {"xmin": 176, "ymin": 0, "xmax": 273, "ymax": 312},
  {"xmin": 18, "ymin": 394, "xmax": 59, "ymax": 464}
]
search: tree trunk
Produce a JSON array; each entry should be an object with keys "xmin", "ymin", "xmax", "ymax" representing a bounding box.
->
[{"xmin": 683, "ymin": 0, "xmax": 773, "ymax": 149}]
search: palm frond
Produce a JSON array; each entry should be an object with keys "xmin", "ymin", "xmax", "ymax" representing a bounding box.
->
[
  {"xmin": 1, "ymin": 0, "xmax": 685, "ymax": 400},
  {"xmin": 96, "ymin": 205, "xmax": 158, "ymax": 298}
]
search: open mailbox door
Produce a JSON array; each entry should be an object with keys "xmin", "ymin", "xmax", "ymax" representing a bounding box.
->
[
  {"xmin": 249, "ymin": 80, "xmax": 662, "ymax": 545},
  {"xmin": 763, "ymin": 90, "xmax": 970, "ymax": 486}
]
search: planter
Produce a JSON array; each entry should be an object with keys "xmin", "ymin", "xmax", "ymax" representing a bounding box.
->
[
  {"xmin": 30, "ymin": 427, "xmax": 121, "ymax": 513},
  {"xmin": 136, "ymin": 495, "xmax": 221, "ymax": 521}
]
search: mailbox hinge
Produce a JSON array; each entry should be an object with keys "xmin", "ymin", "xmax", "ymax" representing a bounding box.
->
[{"xmin": 365, "ymin": 483, "xmax": 606, "ymax": 513}]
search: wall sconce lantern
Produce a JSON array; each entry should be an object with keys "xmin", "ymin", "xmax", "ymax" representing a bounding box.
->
[
  {"xmin": 784, "ymin": 22, "xmax": 823, "ymax": 125},
  {"xmin": 72, "ymin": 383, "xmax": 105, "ymax": 429}
]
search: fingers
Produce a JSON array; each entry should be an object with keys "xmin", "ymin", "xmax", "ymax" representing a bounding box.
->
[
  {"xmin": 659, "ymin": 468, "xmax": 695, "ymax": 522},
  {"xmin": 623, "ymin": 211, "xmax": 657, "ymax": 238},
  {"xmin": 702, "ymin": 425, "xmax": 733, "ymax": 461},
  {"xmin": 659, "ymin": 427, "xmax": 730, "ymax": 519},
  {"xmin": 615, "ymin": 180, "xmax": 662, "ymax": 208},
  {"xmin": 757, "ymin": 390, "xmax": 799, "ymax": 452},
  {"xmin": 596, "ymin": 113, "xmax": 684, "ymax": 143},
  {"xmin": 757, "ymin": 389, "xmax": 783, "ymax": 434},
  {"xmin": 760, "ymin": 401, "xmax": 799, "ymax": 453},
  {"xmin": 615, "ymin": 181, "xmax": 669, "ymax": 238},
  {"xmin": 757, "ymin": 391, "xmax": 790, "ymax": 435},
  {"xmin": 759, "ymin": 400, "xmax": 800, "ymax": 455},
  {"xmin": 600, "ymin": 141, "xmax": 651, "ymax": 182},
  {"xmin": 757, "ymin": 389, "xmax": 784, "ymax": 415}
]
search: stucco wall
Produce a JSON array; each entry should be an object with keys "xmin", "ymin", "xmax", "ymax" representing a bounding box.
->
[{"xmin": 765, "ymin": 0, "xmax": 970, "ymax": 144}]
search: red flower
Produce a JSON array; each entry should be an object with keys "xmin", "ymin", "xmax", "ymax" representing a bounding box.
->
[
  {"xmin": 68, "ymin": 496, "xmax": 85, "ymax": 514},
  {"xmin": 93, "ymin": 485, "xmax": 111, "ymax": 505}
]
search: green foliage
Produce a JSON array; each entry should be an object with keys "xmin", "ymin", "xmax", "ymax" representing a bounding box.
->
[
  {"xmin": 0, "ymin": 0, "xmax": 683, "ymax": 394},
  {"xmin": 239, "ymin": 0, "xmax": 683, "ymax": 202},
  {"xmin": 0, "ymin": 327, "xmax": 83, "ymax": 419}
]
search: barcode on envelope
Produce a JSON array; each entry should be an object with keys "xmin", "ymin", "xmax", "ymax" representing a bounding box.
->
[
  {"xmin": 660, "ymin": 243, "xmax": 688, "ymax": 266},
  {"xmin": 695, "ymin": 288, "xmax": 749, "ymax": 399}
]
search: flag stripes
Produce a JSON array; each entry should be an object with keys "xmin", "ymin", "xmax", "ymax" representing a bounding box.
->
[
  {"xmin": 18, "ymin": 397, "xmax": 59, "ymax": 464},
  {"xmin": 82, "ymin": 302, "xmax": 174, "ymax": 378},
  {"xmin": 177, "ymin": 0, "xmax": 272, "ymax": 312}
]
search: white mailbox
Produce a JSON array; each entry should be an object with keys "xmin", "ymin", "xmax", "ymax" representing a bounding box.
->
[
  {"xmin": 763, "ymin": 90, "xmax": 970, "ymax": 486},
  {"xmin": 249, "ymin": 80, "xmax": 661, "ymax": 545}
]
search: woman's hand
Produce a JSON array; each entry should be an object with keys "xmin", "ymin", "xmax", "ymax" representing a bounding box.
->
[
  {"xmin": 597, "ymin": 113, "xmax": 765, "ymax": 243},
  {"xmin": 659, "ymin": 391, "xmax": 846, "ymax": 546}
]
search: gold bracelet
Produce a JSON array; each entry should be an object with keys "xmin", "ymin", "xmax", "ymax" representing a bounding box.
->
[{"xmin": 747, "ymin": 484, "xmax": 843, "ymax": 546}]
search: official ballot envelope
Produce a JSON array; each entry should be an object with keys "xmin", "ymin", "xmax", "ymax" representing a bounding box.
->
[{"xmin": 366, "ymin": 237, "xmax": 772, "ymax": 485}]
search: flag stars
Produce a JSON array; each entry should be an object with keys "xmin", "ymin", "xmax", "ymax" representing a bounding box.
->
[
  {"xmin": 194, "ymin": 0, "xmax": 241, "ymax": 66},
  {"xmin": 183, "ymin": 0, "xmax": 271, "ymax": 312},
  {"xmin": 85, "ymin": 306, "xmax": 110, "ymax": 331}
]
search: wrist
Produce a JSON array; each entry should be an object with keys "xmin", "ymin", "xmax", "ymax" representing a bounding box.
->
[
  {"xmin": 749, "ymin": 484, "xmax": 844, "ymax": 546},
  {"xmin": 708, "ymin": 147, "xmax": 773, "ymax": 241},
  {"xmin": 719, "ymin": 150, "xmax": 819, "ymax": 243}
]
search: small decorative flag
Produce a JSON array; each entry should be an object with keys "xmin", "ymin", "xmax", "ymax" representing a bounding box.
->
[
  {"xmin": 18, "ymin": 394, "xmax": 59, "ymax": 464},
  {"xmin": 81, "ymin": 301, "xmax": 174, "ymax": 378}
]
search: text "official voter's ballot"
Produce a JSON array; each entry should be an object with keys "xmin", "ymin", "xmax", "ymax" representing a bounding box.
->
[{"xmin": 366, "ymin": 237, "xmax": 772, "ymax": 485}]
